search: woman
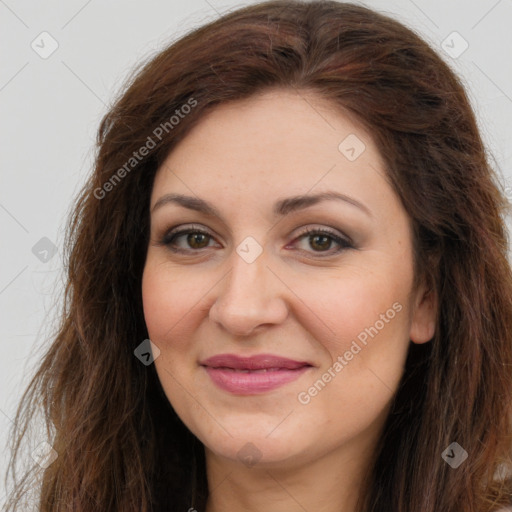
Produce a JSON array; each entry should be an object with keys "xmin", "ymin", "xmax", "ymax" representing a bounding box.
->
[{"xmin": 5, "ymin": 1, "xmax": 512, "ymax": 510}]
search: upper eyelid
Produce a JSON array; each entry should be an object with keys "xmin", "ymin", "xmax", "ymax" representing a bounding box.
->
[
  {"xmin": 164, "ymin": 224, "xmax": 217, "ymax": 241},
  {"xmin": 162, "ymin": 223, "xmax": 349, "ymax": 239}
]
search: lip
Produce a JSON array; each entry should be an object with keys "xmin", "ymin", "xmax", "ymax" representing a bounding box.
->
[{"xmin": 200, "ymin": 353, "xmax": 313, "ymax": 394}]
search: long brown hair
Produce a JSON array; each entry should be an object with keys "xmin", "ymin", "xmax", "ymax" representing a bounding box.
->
[{"xmin": 5, "ymin": 1, "xmax": 512, "ymax": 510}]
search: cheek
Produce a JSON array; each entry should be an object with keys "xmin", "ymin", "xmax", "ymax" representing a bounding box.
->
[
  {"xmin": 141, "ymin": 262, "xmax": 204, "ymax": 415},
  {"xmin": 290, "ymin": 266, "xmax": 412, "ymax": 358},
  {"xmin": 290, "ymin": 264, "xmax": 413, "ymax": 417},
  {"xmin": 290, "ymin": 305, "xmax": 410, "ymax": 452},
  {"xmin": 141, "ymin": 261, "xmax": 208, "ymax": 348}
]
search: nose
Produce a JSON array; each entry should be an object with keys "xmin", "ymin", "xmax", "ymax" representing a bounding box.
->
[{"xmin": 208, "ymin": 247, "xmax": 289, "ymax": 337}]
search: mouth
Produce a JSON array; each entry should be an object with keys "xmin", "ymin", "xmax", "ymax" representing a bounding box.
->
[{"xmin": 199, "ymin": 353, "xmax": 314, "ymax": 394}]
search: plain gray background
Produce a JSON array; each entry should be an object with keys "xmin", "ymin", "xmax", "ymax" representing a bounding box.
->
[{"xmin": 1, "ymin": 0, "xmax": 511, "ymax": 504}]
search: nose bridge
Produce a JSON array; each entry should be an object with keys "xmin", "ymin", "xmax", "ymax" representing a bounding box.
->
[
  {"xmin": 209, "ymin": 240, "xmax": 288, "ymax": 335},
  {"xmin": 223, "ymin": 242, "xmax": 272, "ymax": 309}
]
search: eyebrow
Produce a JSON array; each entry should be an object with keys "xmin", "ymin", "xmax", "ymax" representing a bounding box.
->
[{"xmin": 151, "ymin": 191, "xmax": 372, "ymax": 218}]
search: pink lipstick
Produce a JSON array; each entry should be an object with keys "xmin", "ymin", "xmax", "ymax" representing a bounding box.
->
[{"xmin": 200, "ymin": 353, "xmax": 313, "ymax": 394}]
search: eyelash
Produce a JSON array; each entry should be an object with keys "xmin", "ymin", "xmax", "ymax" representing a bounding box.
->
[{"xmin": 156, "ymin": 224, "xmax": 354, "ymax": 257}]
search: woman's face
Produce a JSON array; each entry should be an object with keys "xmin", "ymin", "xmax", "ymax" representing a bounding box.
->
[{"xmin": 142, "ymin": 89, "xmax": 435, "ymax": 470}]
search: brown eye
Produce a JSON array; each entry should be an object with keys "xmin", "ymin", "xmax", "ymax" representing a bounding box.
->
[
  {"xmin": 309, "ymin": 233, "xmax": 333, "ymax": 251},
  {"xmin": 291, "ymin": 227, "xmax": 353, "ymax": 256},
  {"xmin": 159, "ymin": 226, "xmax": 217, "ymax": 253},
  {"xmin": 185, "ymin": 232, "xmax": 211, "ymax": 249}
]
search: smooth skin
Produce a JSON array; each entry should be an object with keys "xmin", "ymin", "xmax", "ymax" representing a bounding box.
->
[{"xmin": 142, "ymin": 88, "xmax": 436, "ymax": 512}]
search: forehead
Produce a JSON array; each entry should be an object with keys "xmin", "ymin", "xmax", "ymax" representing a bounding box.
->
[{"xmin": 150, "ymin": 88, "xmax": 393, "ymax": 218}]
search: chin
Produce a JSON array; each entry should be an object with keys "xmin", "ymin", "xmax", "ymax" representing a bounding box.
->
[
  {"xmin": 190, "ymin": 411, "xmax": 315, "ymax": 469},
  {"xmin": 204, "ymin": 432, "xmax": 305, "ymax": 469}
]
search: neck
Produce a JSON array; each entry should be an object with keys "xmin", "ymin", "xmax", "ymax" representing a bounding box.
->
[{"xmin": 204, "ymin": 438, "xmax": 376, "ymax": 512}]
